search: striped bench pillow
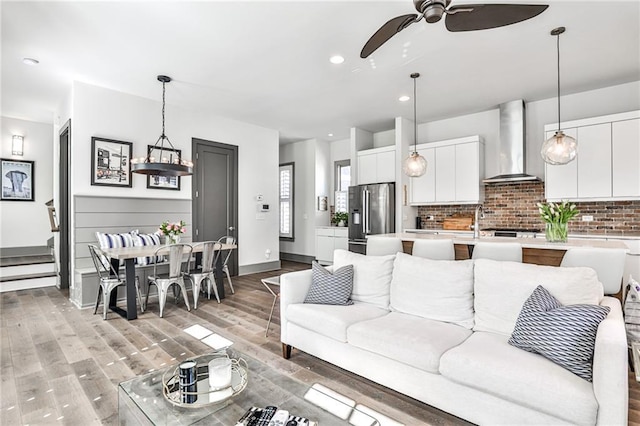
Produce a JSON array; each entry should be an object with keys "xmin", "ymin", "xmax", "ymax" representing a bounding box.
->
[{"xmin": 132, "ymin": 233, "xmax": 163, "ymax": 265}]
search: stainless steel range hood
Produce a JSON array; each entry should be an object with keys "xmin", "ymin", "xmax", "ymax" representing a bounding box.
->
[{"xmin": 483, "ymin": 100, "xmax": 540, "ymax": 184}]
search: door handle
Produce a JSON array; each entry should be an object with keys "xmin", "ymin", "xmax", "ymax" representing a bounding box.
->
[{"xmin": 361, "ymin": 190, "xmax": 366, "ymax": 234}]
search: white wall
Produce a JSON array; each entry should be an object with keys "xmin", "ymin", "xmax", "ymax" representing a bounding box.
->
[
  {"xmin": 416, "ymin": 81, "xmax": 640, "ymax": 180},
  {"xmin": 67, "ymin": 82, "xmax": 279, "ymax": 282},
  {"xmin": 279, "ymin": 140, "xmax": 315, "ymax": 257},
  {"xmin": 1, "ymin": 117, "xmax": 54, "ymax": 247},
  {"xmin": 315, "ymin": 139, "xmax": 331, "ymax": 227},
  {"xmin": 329, "ymin": 137, "xmax": 350, "ymax": 205}
]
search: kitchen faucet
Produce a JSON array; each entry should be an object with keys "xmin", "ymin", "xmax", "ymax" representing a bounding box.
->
[{"xmin": 473, "ymin": 204, "xmax": 484, "ymax": 239}]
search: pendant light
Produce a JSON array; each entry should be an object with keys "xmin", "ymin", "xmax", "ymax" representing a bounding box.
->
[
  {"xmin": 541, "ymin": 27, "xmax": 577, "ymax": 165},
  {"xmin": 403, "ymin": 72, "xmax": 427, "ymax": 177},
  {"xmin": 131, "ymin": 75, "xmax": 193, "ymax": 177}
]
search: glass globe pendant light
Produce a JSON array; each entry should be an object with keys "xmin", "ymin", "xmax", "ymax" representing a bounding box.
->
[
  {"xmin": 131, "ymin": 75, "xmax": 193, "ymax": 177},
  {"xmin": 541, "ymin": 27, "xmax": 577, "ymax": 165},
  {"xmin": 403, "ymin": 72, "xmax": 427, "ymax": 177}
]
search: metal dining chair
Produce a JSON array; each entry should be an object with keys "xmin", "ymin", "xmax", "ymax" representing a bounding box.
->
[
  {"xmin": 145, "ymin": 243, "xmax": 192, "ymax": 318},
  {"xmin": 185, "ymin": 241, "xmax": 222, "ymax": 308},
  {"xmin": 88, "ymin": 244, "xmax": 143, "ymax": 320},
  {"xmin": 216, "ymin": 235, "xmax": 236, "ymax": 294}
]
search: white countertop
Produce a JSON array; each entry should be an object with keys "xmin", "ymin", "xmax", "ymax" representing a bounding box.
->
[
  {"xmin": 381, "ymin": 232, "xmax": 629, "ymax": 250},
  {"xmin": 404, "ymin": 229, "xmax": 640, "ymax": 241}
]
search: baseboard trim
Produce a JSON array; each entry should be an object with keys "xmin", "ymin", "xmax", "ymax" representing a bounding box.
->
[
  {"xmin": 239, "ymin": 260, "xmax": 281, "ymax": 276},
  {"xmin": 280, "ymin": 253, "xmax": 314, "ymax": 264}
]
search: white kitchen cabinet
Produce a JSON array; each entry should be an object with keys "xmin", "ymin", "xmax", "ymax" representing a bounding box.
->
[
  {"xmin": 612, "ymin": 118, "xmax": 640, "ymax": 197},
  {"xmin": 357, "ymin": 146, "xmax": 395, "ymax": 185},
  {"xmin": 315, "ymin": 227, "xmax": 348, "ymax": 264},
  {"xmin": 455, "ymin": 142, "xmax": 482, "ymax": 202},
  {"xmin": 545, "ymin": 111, "xmax": 640, "ymax": 201},
  {"xmin": 409, "ymin": 136, "xmax": 484, "ymax": 205},
  {"xmin": 409, "ymin": 147, "xmax": 435, "ymax": 204},
  {"xmin": 544, "ymin": 128, "xmax": 578, "ymax": 200},
  {"xmin": 435, "ymin": 145, "xmax": 456, "ymax": 203},
  {"xmin": 577, "ymin": 123, "xmax": 612, "ymax": 198}
]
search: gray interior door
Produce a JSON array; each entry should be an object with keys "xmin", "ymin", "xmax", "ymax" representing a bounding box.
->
[
  {"xmin": 192, "ymin": 138, "xmax": 238, "ymax": 276},
  {"xmin": 58, "ymin": 120, "xmax": 70, "ymax": 289}
]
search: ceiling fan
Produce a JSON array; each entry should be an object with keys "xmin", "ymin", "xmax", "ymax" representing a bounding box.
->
[{"xmin": 361, "ymin": 0, "xmax": 548, "ymax": 58}]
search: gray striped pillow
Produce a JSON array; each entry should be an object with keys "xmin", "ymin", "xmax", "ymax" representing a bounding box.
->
[
  {"xmin": 508, "ymin": 285, "xmax": 610, "ymax": 381},
  {"xmin": 304, "ymin": 262, "xmax": 354, "ymax": 306}
]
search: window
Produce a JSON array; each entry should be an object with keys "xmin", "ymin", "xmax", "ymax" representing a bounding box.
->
[
  {"xmin": 334, "ymin": 160, "xmax": 351, "ymax": 213},
  {"xmin": 279, "ymin": 162, "xmax": 294, "ymax": 240}
]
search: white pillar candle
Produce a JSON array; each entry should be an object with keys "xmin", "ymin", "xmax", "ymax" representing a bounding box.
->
[{"xmin": 208, "ymin": 358, "xmax": 232, "ymax": 390}]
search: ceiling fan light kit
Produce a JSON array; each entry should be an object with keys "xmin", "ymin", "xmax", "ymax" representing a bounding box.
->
[
  {"xmin": 361, "ymin": 0, "xmax": 549, "ymax": 58},
  {"xmin": 403, "ymin": 72, "xmax": 428, "ymax": 178},
  {"xmin": 541, "ymin": 26, "xmax": 578, "ymax": 165},
  {"xmin": 131, "ymin": 75, "xmax": 193, "ymax": 177}
]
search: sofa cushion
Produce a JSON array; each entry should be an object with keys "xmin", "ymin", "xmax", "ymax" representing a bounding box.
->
[
  {"xmin": 347, "ymin": 311, "xmax": 472, "ymax": 374},
  {"xmin": 286, "ymin": 303, "xmax": 388, "ymax": 342},
  {"xmin": 508, "ymin": 285, "xmax": 610, "ymax": 382},
  {"xmin": 304, "ymin": 262, "xmax": 354, "ymax": 305},
  {"xmin": 473, "ymin": 259, "xmax": 604, "ymax": 336},
  {"xmin": 390, "ymin": 253, "xmax": 474, "ymax": 329},
  {"xmin": 333, "ymin": 249, "xmax": 395, "ymax": 310},
  {"xmin": 439, "ymin": 331, "xmax": 598, "ymax": 426}
]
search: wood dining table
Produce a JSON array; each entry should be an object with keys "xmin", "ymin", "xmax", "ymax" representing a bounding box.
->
[{"xmin": 101, "ymin": 242, "xmax": 236, "ymax": 320}]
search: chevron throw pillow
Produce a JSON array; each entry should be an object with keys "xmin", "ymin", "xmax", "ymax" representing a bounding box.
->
[
  {"xmin": 304, "ymin": 262, "xmax": 354, "ymax": 305},
  {"xmin": 508, "ymin": 285, "xmax": 610, "ymax": 381}
]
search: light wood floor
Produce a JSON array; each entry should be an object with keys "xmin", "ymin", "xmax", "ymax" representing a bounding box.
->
[{"xmin": 1, "ymin": 261, "xmax": 638, "ymax": 425}]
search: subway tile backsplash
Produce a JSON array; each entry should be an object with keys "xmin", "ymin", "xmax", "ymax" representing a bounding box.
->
[{"xmin": 416, "ymin": 181, "xmax": 640, "ymax": 233}]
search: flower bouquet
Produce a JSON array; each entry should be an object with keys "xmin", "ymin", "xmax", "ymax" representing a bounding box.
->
[
  {"xmin": 537, "ymin": 200, "xmax": 579, "ymax": 242},
  {"xmin": 159, "ymin": 220, "xmax": 186, "ymax": 245}
]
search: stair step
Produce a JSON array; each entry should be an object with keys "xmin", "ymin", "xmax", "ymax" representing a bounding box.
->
[
  {"xmin": 0, "ymin": 255, "xmax": 55, "ymax": 268},
  {"xmin": 0, "ymin": 275, "xmax": 57, "ymax": 292},
  {"xmin": 1, "ymin": 262, "xmax": 56, "ymax": 278},
  {"xmin": 0, "ymin": 271, "xmax": 57, "ymax": 283}
]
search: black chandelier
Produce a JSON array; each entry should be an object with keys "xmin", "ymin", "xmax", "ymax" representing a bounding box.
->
[{"xmin": 131, "ymin": 75, "xmax": 193, "ymax": 177}]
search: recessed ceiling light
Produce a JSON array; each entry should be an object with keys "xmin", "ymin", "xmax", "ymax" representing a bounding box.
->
[
  {"xmin": 328, "ymin": 133, "xmax": 334, "ymax": 137},
  {"xmin": 399, "ymin": 95, "xmax": 410, "ymax": 102},
  {"xmin": 329, "ymin": 55, "xmax": 344, "ymax": 64},
  {"xmin": 22, "ymin": 58, "xmax": 39, "ymax": 65}
]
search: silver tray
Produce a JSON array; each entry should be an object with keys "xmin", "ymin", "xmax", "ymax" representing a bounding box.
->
[{"xmin": 162, "ymin": 353, "xmax": 248, "ymax": 408}]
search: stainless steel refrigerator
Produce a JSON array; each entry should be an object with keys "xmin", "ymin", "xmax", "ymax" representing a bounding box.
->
[{"xmin": 348, "ymin": 183, "xmax": 395, "ymax": 254}]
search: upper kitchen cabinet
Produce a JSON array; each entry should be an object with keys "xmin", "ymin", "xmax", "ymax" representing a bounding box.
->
[
  {"xmin": 612, "ymin": 118, "xmax": 640, "ymax": 197},
  {"xmin": 410, "ymin": 135, "xmax": 484, "ymax": 205},
  {"xmin": 545, "ymin": 111, "xmax": 640, "ymax": 201},
  {"xmin": 357, "ymin": 146, "xmax": 396, "ymax": 185}
]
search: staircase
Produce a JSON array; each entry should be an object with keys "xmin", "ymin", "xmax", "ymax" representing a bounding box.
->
[{"xmin": 0, "ymin": 245, "xmax": 58, "ymax": 292}]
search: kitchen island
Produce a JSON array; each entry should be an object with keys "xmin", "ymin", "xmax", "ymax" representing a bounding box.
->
[{"xmin": 375, "ymin": 232, "xmax": 629, "ymax": 266}]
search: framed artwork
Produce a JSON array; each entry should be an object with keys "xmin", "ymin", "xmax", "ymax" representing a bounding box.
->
[
  {"xmin": 1, "ymin": 159, "xmax": 34, "ymax": 201},
  {"xmin": 91, "ymin": 137, "xmax": 133, "ymax": 187},
  {"xmin": 146, "ymin": 145, "xmax": 181, "ymax": 190}
]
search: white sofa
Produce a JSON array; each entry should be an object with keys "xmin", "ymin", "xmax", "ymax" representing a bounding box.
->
[{"xmin": 279, "ymin": 250, "xmax": 628, "ymax": 425}]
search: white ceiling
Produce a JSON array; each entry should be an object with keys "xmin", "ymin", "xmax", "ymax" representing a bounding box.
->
[{"xmin": 2, "ymin": 1, "xmax": 639, "ymax": 144}]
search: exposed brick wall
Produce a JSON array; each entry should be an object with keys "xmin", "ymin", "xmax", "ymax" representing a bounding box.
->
[{"xmin": 416, "ymin": 181, "xmax": 640, "ymax": 233}]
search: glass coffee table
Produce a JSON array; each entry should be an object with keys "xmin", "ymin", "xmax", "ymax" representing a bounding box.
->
[{"xmin": 119, "ymin": 347, "xmax": 399, "ymax": 425}]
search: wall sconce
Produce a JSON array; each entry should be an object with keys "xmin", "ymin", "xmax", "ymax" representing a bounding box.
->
[{"xmin": 12, "ymin": 135, "xmax": 24, "ymax": 156}]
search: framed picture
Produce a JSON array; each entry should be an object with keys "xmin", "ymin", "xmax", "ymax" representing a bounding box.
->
[
  {"xmin": 1, "ymin": 159, "xmax": 34, "ymax": 201},
  {"xmin": 91, "ymin": 137, "xmax": 133, "ymax": 187},
  {"xmin": 146, "ymin": 145, "xmax": 181, "ymax": 190}
]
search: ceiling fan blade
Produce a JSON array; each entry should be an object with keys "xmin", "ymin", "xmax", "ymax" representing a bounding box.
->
[
  {"xmin": 360, "ymin": 14, "xmax": 419, "ymax": 58},
  {"xmin": 445, "ymin": 4, "xmax": 548, "ymax": 32}
]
